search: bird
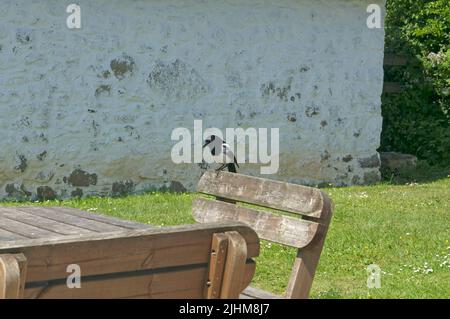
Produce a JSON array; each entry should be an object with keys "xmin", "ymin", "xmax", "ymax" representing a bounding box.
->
[{"xmin": 202, "ymin": 135, "xmax": 239, "ymax": 173}]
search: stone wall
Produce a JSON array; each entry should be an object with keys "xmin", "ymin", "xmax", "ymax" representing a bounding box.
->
[{"xmin": 0, "ymin": 0, "xmax": 385, "ymax": 200}]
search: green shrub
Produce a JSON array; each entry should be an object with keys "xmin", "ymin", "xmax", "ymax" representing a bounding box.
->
[{"xmin": 381, "ymin": 0, "xmax": 450, "ymax": 165}]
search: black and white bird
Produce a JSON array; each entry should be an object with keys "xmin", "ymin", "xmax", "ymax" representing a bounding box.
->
[{"xmin": 202, "ymin": 135, "xmax": 239, "ymax": 173}]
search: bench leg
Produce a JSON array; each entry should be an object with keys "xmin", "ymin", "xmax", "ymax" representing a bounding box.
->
[
  {"xmin": 286, "ymin": 234, "xmax": 326, "ymax": 299},
  {"xmin": 0, "ymin": 254, "xmax": 27, "ymax": 299},
  {"xmin": 286, "ymin": 194, "xmax": 332, "ymax": 299}
]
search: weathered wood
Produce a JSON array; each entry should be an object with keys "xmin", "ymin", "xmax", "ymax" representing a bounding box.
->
[
  {"xmin": 0, "ymin": 204, "xmax": 259, "ymax": 299},
  {"xmin": 205, "ymin": 233, "xmax": 228, "ymax": 299},
  {"xmin": 0, "ymin": 254, "xmax": 26, "ymax": 298},
  {"xmin": 383, "ymin": 54, "xmax": 408, "ymax": 66},
  {"xmin": 15, "ymin": 254, "xmax": 28, "ymax": 298},
  {"xmin": 0, "ymin": 222, "xmax": 259, "ymax": 284},
  {"xmin": 286, "ymin": 195, "xmax": 332, "ymax": 298},
  {"xmin": 0, "ymin": 222, "xmax": 258, "ymax": 299},
  {"xmin": 0, "ymin": 206, "xmax": 153, "ymax": 244},
  {"xmin": 26, "ymin": 266, "xmax": 207, "ymax": 299},
  {"xmin": 0, "ymin": 227, "xmax": 30, "ymax": 241},
  {"xmin": 195, "ymin": 171, "xmax": 333, "ymax": 299},
  {"xmin": 12, "ymin": 206, "xmax": 126, "ymax": 233},
  {"xmin": 123, "ymin": 289, "xmax": 205, "ymax": 299},
  {"xmin": 0, "ymin": 216, "xmax": 63, "ymax": 239},
  {"xmin": 220, "ymin": 231, "xmax": 248, "ymax": 299},
  {"xmin": 240, "ymin": 286, "xmax": 281, "ymax": 299},
  {"xmin": 32, "ymin": 206, "xmax": 152, "ymax": 230},
  {"xmin": 197, "ymin": 171, "xmax": 329, "ymax": 218},
  {"xmin": 0, "ymin": 207, "xmax": 95, "ymax": 236},
  {"xmin": 24, "ymin": 261, "xmax": 255, "ymax": 299},
  {"xmin": 193, "ymin": 198, "xmax": 319, "ymax": 248}
]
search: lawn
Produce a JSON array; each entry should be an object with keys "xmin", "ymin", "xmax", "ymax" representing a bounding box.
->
[{"xmin": 1, "ymin": 174, "xmax": 449, "ymax": 298}]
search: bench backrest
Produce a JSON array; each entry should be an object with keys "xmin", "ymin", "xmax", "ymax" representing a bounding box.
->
[
  {"xmin": 193, "ymin": 171, "xmax": 333, "ymax": 299},
  {"xmin": 0, "ymin": 222, "xmax": 259, "ymax": 299}
]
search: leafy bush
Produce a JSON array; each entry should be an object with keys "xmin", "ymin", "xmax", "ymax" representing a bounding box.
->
[{"xmin": 381, "ymin": 0, "xmax": 450, "ymax": 165}]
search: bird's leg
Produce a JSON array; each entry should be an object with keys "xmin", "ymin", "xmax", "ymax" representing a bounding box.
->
[{"xmin": 215, "ymin": 164, "xmax": 227, "ymax": 172}]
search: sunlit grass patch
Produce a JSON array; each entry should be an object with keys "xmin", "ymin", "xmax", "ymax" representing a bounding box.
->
[{"xmin": 2, "ymin": 176, "xmax": 449, "ymax": 298}]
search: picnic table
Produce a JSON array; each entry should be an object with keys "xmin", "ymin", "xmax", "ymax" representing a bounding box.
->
[{"xmin": 0, "ymin": 206, "xmax": 258, "ymax": 299}]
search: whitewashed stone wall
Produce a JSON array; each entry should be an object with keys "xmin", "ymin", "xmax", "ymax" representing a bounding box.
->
[{"xmin": 0, "ymin": 0, "xmax": 385, "ymax": 200}]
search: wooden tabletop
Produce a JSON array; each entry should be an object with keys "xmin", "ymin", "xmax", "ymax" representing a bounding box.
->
[{"xmin": 0, "ymin": 206, "xmax": 153, "ymax": 247}]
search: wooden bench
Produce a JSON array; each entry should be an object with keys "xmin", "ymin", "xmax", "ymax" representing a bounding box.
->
[
  {"xmin": 193, "ymin": 171, "xmax": 333, "ymax": 299},
  {"xmin": 0, "ymin": 206, "xmax": 259, "ymax": 299}
]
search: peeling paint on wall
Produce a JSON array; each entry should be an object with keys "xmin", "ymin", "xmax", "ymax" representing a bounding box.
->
[
  {"xmin": 0, "ymin": 0, "xmax": 385, "ymax": 199},
  {"xmin": 147, "ymin": 59, "xmax": 210, "ymax": 100}
]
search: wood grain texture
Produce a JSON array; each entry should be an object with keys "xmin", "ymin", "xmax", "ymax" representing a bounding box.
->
[
  {"xmin": 195, "ymin": 172, "xmax": 333, "ymax": 299},
  {"xmin": 0, "ymin": 223, "xmax": 258, "ymax": 299},
  {"xmin": 240, "ymin": 286, "xmax": 281, "ymax": 299},
  {"xmin": 0, "ymin": 206, "xmax": 154, "ymax": 244},
  {"xmin": 0, "ymin": 206, "xmax": 259, "ymax": 299},
  {"xmin": 31, "ymin": 206, "xmax": 152, "ymax": 230},
  {"xmin": 24, "ymin": 261, "xmax": 255, "ymax": 299},
  {"xmin": 0, "ymin": 227, "xmax": 30, "ymax": 241},
  {"xmin": 0, "ymin": 207, "xmax": 96, "ymax": 236},
  {"xmin": 0, "ymin": 222, "xmax": 259, "ymax": 283},
  {"xmin": 220, "ymin": 231, "xmax": 248, "ymax": 299},
  {"xmin": 0, "ymin": 216, "xmax": 63, "ymax": 239},
  {"xmin": 15, "ymin": 254, "xmax": 28, "ymax": 298},
  {"xmin": 26, "ymin": 266, "xmax": 207, "ymax": 299},
  {"xmin": 9, "ymin": 206, "xmax": 125, "ymax": 233},
  {"xmin": 286, "ymin": 194, "xmax": 333, "ymax": 298},
  {"xmin": 205, "ymin": 233, "xmax": 228, "ymax": 299},
  {"xmin": 193, "ymin": 198, "xmax": 319, "ymax": 248},
  {"xmin": 197, "ymin": 171, "xmax": 329, "ymax": 218},
  {"xmin": 0, "ymin": 254, "xmax": 25, "ymax": 299}
]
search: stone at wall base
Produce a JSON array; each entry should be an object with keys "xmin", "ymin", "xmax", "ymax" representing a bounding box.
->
[{"xmin": 380, "ymin": 152, "xmax": 418, "ymax": 171}]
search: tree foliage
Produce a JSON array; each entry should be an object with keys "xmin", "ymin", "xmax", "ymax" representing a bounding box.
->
[{"xmin": 381, "ymin": 0, "xmax": 450, "ymax": 164}]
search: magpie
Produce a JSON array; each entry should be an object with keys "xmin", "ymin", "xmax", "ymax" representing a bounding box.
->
[{"xmin": 202, "ymin": 135, "xmax": 239, "ymax": 173}]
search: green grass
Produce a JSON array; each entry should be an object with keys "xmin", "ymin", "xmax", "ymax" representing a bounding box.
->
[{"xmin": 2, "ymin": 175, "xmax": 449, "ymax": 298}]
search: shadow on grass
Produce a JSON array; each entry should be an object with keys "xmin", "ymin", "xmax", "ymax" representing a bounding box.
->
[{"xmin": 381, "ymin": 161, "xmax": 449, "ymax": 185}]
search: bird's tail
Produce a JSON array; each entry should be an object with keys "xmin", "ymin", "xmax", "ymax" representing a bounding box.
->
[{"xmin": 227, "ymin": 163, "xmax": 237, "ymax": 173}]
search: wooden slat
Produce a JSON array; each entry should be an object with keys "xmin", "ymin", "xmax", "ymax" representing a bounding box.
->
[
  {"xmin": 26, "ymin": 266, "xmax": 207, "ymax": 299},
  {"xmin": 123, "ymin": 289, "xmax": 205, "ymax": 299},
  {"xmin": 0, "ymin": 216, "xmax": 63, "ymax": 239},
  {"xmin": 197, "ymin": 171, "xmax": 329, "ymax": 218},
  {"xmin": 0, "ymin": 208, "xmax": 95, "ymax": 236},
  {"xmin": 240, "ymin": 286, "xmax": 281, "ymax": 299},
  {"xmin": 25, "ymin": 266, "xmax": 207, "ymax": 299},
  {"xmin": 220, "ymin": 231, "xmax": 247, "ymax": 299},
  {"xmin": 384, "ymin": 54, "xmax": 408, "ymax": 66},
  {"xmin": 0, "ymin": 222, "xmax": 259, "ymax": 283},
  {"xmin": 383, "ymin": 82, "xmax": 405, "ymax": 93},
  {"xmin": 24, "ymin": 261, "xmax": 255, "ymax": 299},
  {"xmin": 37, "ymin": 206, "xmax": 152, "ymax": 230},
  {"xmin": 206, "ymin": 233, "xmax": 228, "ymax": 299},
  {"xmin": 193, "ymin": 198, "xmax": 319, "ymax": 248},
  {"xmin": 0, "ymin": 227, "xmax": 30, "ymax": 241},
  {"xmin": 127, "ymin": 261, "xmax": 255, "ymax": 300},
  {"xmin": 13, "ymin": 206, "xmax": 125, "ymax": 233}
]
